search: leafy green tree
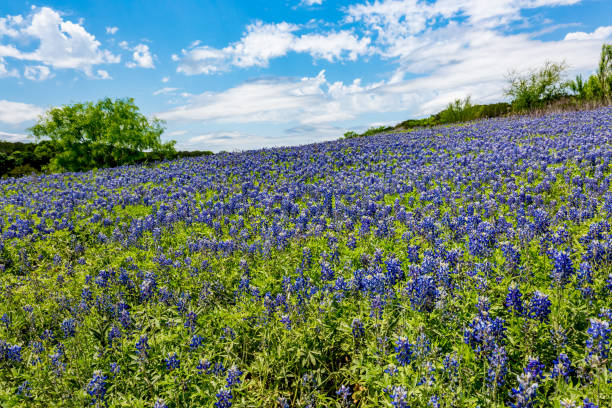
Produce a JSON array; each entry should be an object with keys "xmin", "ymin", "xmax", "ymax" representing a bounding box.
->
[
  {"xmin": 439, "ymin": 96, "xmax": 475, "ymax": 123},
  {"xmin": 584, "ymin": 74, "xmax": 604, "ymax": 101},
  {"xmin": 505, "ymin": 61, "xmax": 569, "ymax": 111},
  {"xmin": 597, "ymin": 43, "xmax": 612, "ymax": 102},
  {"xmin": 569, "ymin": 74, "xmax": 587, "ymax": 100},
  {"xmin": 28, "ymin": 97, "xmax": 176, "ymax": 172}
]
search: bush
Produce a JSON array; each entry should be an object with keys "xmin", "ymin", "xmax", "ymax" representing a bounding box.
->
[{"xmin": 505, "ymin": 61, "xmax": 570, "ymax": 111}]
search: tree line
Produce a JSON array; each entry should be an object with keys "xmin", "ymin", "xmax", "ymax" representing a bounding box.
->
[{"xmin": 345, "ymin": 43, "xmax": 612, "ymax": 139}]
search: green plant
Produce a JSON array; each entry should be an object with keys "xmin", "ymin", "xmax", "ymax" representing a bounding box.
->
[
  {"xmin": 597, "ymin": 43, "xmax": 612, "ymax": 102},
  {"xmin": 28, "ymin": 97, "xmax": 176, "ymax": 172},
  {"xmin": 505, "ymin": 61, "xmax": 570, "ymax": 111}
]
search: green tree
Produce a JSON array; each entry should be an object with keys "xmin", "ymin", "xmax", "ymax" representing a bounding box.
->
[
  {"xmin": 28, "ymin": 97, "xmax": 176, "ymax": 172},
  {"xmin": 439, "ymin": 96, "xmax": 475, "ymax": 123},
  {"xmin": 569, "ymin": 74, "xmax": 587, "ymax": 100},
  {"xmin": 597, "ymin": 43, "xmax": 612, "ymax": 102},
  {"xmin": 505, "ymin": 61, "xmax": 569, "ymax": 111}
]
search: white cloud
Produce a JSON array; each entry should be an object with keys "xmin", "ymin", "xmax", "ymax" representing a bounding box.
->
[
  {"xmin": 176, "ymin": 21, "xmax": 370, "ymax": 75},
  {"xmin": 0, "ymin": 57, "xmax": 18, "ymax": 77},
  {"xmin": 300, "ymin": 0, "xmax": 324, "ymax": 6},
  {"xmin": 0, "ymin": 100, "xmax": 43, "ymax": 124},
  {"xmin": 126, "ymin": 43, "xmax": 155, "ymax": 69},
  {"xmin": 105, "ymin": 26, "xmax": 118, "ymax": 35},
  {"xmin": 158, "ymin": 70, "xmax": 409, "ymax": 125},
  {"xmin": 153, "ymin": 87, "xmax": 179, "ymax": 95},
  {"xmin": 564, "ymin": 26, "xmax": 612, "ymax": 41},
  {"xmin": 24, "ymin": 65, "xmax": 52, "ymax": 81},
  {"xmin": 97, "ymin": 69, "xmax": 111, "ymax": 80},
  {"xmin": 0, "ymin": 7, "xmax": 120, "ymax": 76},
  {"xmin": 167, "ymin": 130, "xmax": 188, "ymax": 137},
  {"xmin": 0, "ymin": 130, "xmax": 31, "ymax": 142},
  {"xmin": 162, "ymin": 76, "xmax": 170, "ymax": 83}
]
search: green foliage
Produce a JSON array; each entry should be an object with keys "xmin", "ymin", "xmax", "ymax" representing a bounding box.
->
[
  {"xmin": 505, "ymin": 61, "xmax": 570, "ymax": 111},
  {"xmin": 438, "ymin": 96, "xmax": 475, "ymax": 123},
  {"xmin": 28, "ymin": 97, "xmax": 176, "ymax": 172},
  {"xmin": 597, "ymin": 43, "xmax": 612, "ymax": 102}
]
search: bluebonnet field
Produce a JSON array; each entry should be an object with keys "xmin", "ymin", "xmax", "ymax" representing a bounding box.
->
[{"xmin": 1, "ymin": 108, "xmax": 612, "ymax": 407}]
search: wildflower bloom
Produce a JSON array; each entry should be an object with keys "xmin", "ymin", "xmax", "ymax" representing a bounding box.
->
[
  {"xmin": 395, "ymin": 337, "xmax": 414, "ymax": 366},
  {"xmin": 215, "ymin": 388, "xmax": 233, "ymax": 408},
  {"xmin": 586, "ymin": 318, "xmax": 610, "ymax": 361},
  {"xmin": 551, "ymin": 353, "xmax": 572, "ymax": 381},
  {"xmin": 165, "ymin": 353, "xmax": 180, "ymax": 371},
  {"xmin": 86, "ymin": 371, "xmax": 107, "ymax": 406},
  {"xmin": 528, "ymin": 291, "xmax": 551, "ymax": 323}
]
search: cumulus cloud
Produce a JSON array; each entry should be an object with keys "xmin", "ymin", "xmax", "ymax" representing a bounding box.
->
[
  {"xmin": 0, "ymin": 100, "xmax": 43, "ymax": 124},
  {"xmin": 24, "ymin": 65, "xmax": 52, "ymax": 81},
  {"xmin": 105, "ymin": 26, "xmax": 118, "ymax": 35},
  {"xmin": 0, "ymin": 7, "xmax": 119, "ymax": 78},
  {"xmin": 175, "ymin": 21, "xmax": 370, "ymax": 75},
  {"xmin": 0, "ymin": 57, "xmax": 18, "ymax": 77},
  {"xmin": 126, "ymin": 43, "xmax": 155, "ymax": 69},
  {"xmin": 564, "ymin": 26, "xmax": 612, "ymax": 41}
]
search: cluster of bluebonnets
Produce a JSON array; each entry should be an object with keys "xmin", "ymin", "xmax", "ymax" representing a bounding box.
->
[{"xmin": 1, "ymin": 108, "xmax": 612, "ymax": 407}]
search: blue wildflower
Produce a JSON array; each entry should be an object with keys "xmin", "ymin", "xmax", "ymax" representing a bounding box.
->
[
  {"xmin": 165, "ymin": 353, "xmax": 180, "ymax": 371},
  {"xmin": 395, "ymin": 337, "xmax": 414, "ymax": 366},
  {"xmin": 86, "ymin": 371, "xmax": 107, "ymax": 406}
]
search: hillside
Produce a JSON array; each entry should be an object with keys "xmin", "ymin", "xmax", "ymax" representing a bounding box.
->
[{"xmin": 0, "ymin": 108, "xmax": 611, "ymax": 407}]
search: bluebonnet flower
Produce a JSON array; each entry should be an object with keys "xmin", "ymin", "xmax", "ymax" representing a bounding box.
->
[
  {"xmin": 0, "ymin": 340, "xmax": 22, "ymax": 363},
  {"xmin": 384, "ymin": 364, "xmax": 398, "ymax": 376},
  {"xmin": 226, "ymin": 365, "xmax": 242, "ymax": 388},
  {"xmin": 140, "ymin": 272, "xmax": 157, "ymax": 301},
  {"xmin": 443, "ymin": 353, "xmax": 460, "ymax": 382},
  {"xmin": 429, "ymin": 395, "xmax": 440, "ymax": 408},
  {"xmin": 506, "ymin": 284, "xmax": 524, "ymax": 316},
  {"xmin": 395, "ymin": 337, "xmax": 414, "ymax": 366},
  {"xmin": 110, "ymin": 362, "xmax": 120, "ymax": 377},
  {"xmin": 17, "ymin": 380, "xmax": 31, "ymax": 397},
  {"xmin": 551, "ymin": 353, "xmax": 572, "ymax": 381},
  {"xmin": 86, "ymin": 371, "xmax": 107, "ymax": 407},
  {"xmin": 582, "ymin": 399, "xmax": 598, "ymax": 408},
  {"xmin": 528, "ymin": 291, "xmax": 551, "ymax": 323},
  {"xmin": 118, "ymin": 308, "xmax": 131, "ymax": 330},
  {"xmin": 405, "ymin": 275, "xmax": 438, "ymax": 313},
  {"xmin": 61, "ymin": 318, "xmax": 76, "ymax": 338},
  {"xmin": 337, "ymin": 384, "xmax": 351, "ymax": 405},
  {"xmin": 154, "ymin": 399, "xmax": 168, "ymax": 408},
  {"xmin": 414, "ymin": 333, "xmax": 431, "ymax": 358},
  {"xmin": 280, "ymin": 314, "xmax": 291, "ymax": 330},
  {"xmin": 108, "ymin": 326, "xmax": 122, "ymax": 347},
  {"xmin": 487, "ymin": 343, "xmax": 508, "ymax": 387},
  {"xmin": 197, "ymin": 359, "xmax": 211, "ymax": 374},
  {"xmin": 190, "ymin": 334, "xmax": 205, "ymax": 351},
  {"xmin": 165, "ymin": 353, "xmax": 180, "ymax": 371},
  {"xmin": 524, "ymin": 356, "xmax": 545, "ymax": 380},
  {"xmin": 550, "ymin": 250, "xmax": 574, "ymax": 287},
  {"xmin": 351, "ymin": 318, "xmax": 365, "ymax": 339},
  {"xmin": 509, "ymin": 371, "xmax": 538, "ymax": 408},
  {"xmin": 385, "ymin": 385, "xmax": 409, "ymax": 408},
  {"xmin": 135, "ymin": 335, "xmax": 150, "ymax": 358},
  {"xmin": 50, "ymin": 344, "xmax": 65, "ymax": 374},
  {"xmin": 585, "ymin": 318, "xmax": 610, "ymax": 361},
  {"xmin": 1, "ymin": 313, "xmax": 10, "ymax": 329},
  {"xmin": 215, "ymin": 388, "xmax": 233, "ymax": 408}
]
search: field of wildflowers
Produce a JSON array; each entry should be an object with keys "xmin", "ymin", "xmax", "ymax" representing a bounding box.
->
[{"xmin": 1, "ymin": 108, "xmax": 612, "ymax": 407}]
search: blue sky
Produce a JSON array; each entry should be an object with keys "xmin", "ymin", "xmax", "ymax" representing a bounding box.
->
[{"xmin": 1, "ymin": 0, "xmax": 611, "ymax": 152}]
